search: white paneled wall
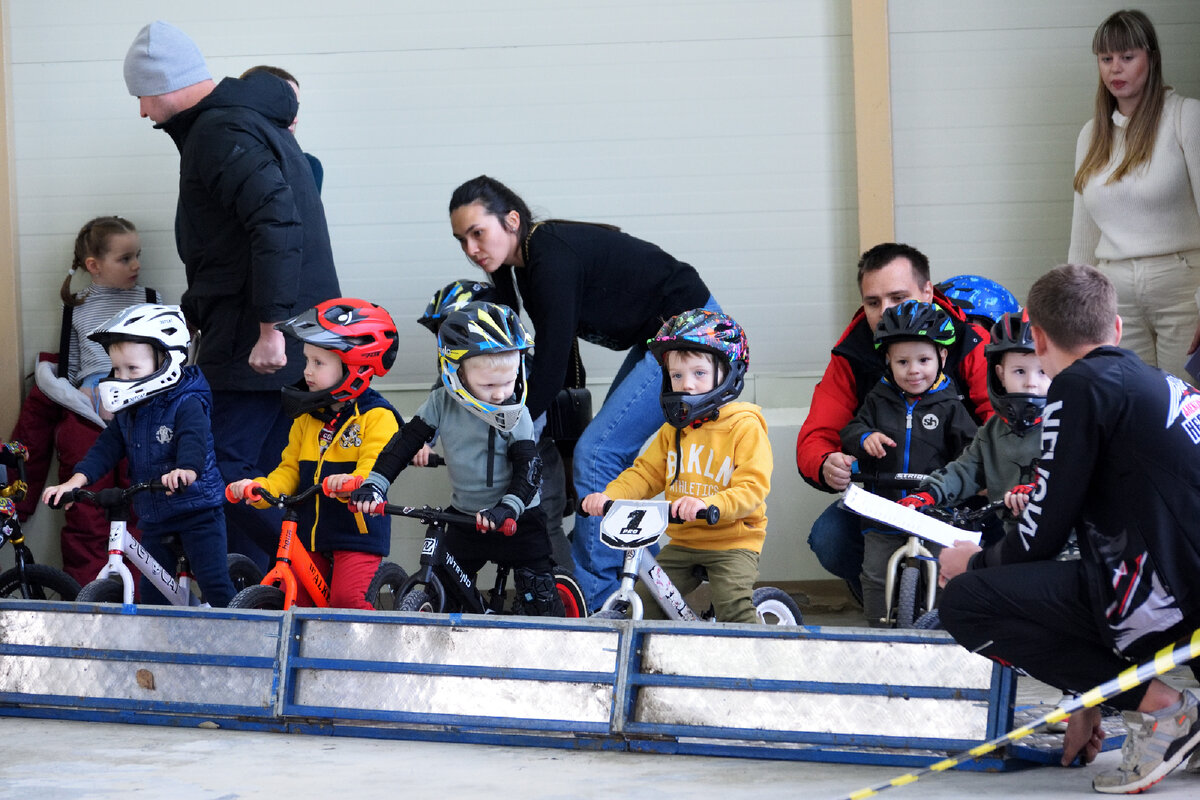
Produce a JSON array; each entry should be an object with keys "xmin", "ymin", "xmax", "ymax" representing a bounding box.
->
[
  {"xmin": 18, "ymin": 3, "xmax": 1196, "ymax": 584},
  {"xmin": 8, "ymin": 0, "xmax": 859, "ymax": 388},
  {"xmin": 890, "ymin": 0, "xmax": 1200, "ymax": 302},
  {"xmin": 6, "ymin": 0, "xmax": 855, "ymax": 583}
]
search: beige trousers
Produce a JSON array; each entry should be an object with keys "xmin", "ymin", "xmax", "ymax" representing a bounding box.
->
[{"xmin": 1095, "ymin": 248, "xmax": 1200, "ymax": 381}]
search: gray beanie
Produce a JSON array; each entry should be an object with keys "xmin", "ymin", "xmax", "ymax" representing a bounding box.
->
[{"xmin": 123, "ymin": 20, "xmax": 211, "ymax": 97}]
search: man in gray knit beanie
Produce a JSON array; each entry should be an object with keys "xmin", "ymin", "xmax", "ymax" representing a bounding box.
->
[
  {"xmin": 120, "ymin": 20, "xmax": 340, "ymax": 569},
  {"xmin": 123, "ymin": 21, "xmax": 215, "ymax": 124}
]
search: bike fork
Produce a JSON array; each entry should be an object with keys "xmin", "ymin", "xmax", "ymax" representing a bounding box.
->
[
  {"xmin": 599, "ymin": 549, "xmax": 645, "ymax": 619},
  {"xmin": 95, "ymin": 521, "xmax": 137, "ymax": 604}
]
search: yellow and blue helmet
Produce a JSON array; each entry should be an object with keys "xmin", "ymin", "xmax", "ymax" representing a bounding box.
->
[
  {"xmin": 417, "ymin": 278, "xmax": 502, "ymax": 335},
  {"xmin": 437, "ymin": 301, "xmax": 532, "ymax": 432}
]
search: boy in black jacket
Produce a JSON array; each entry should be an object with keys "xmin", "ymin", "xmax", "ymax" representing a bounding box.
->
[{"xmin": 840, "ymin": 300, "xmax": 976, "ymax": 625}]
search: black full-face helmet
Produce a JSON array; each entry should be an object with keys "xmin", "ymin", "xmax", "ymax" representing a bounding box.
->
[{"xmin": 985, "ymin": 311, "xmax": 1046, "ymax": 435}]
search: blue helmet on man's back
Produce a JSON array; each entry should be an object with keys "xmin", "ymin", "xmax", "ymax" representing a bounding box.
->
[{"xmin": 935, "ymin": 274, "xmax": 1019, "ymax": 327}]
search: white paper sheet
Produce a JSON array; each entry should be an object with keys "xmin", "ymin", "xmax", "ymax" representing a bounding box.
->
[{"xmin": 840, "ymin": 484, "xmax": 981, "ymax": 547}]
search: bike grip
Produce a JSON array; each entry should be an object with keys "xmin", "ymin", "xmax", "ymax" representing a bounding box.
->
[
  {"xmin": 499, "ymin": 518, "xmax": 517, "ymax": 536},
  {"xmin": 324, "ymin": 474, "xmax": 362, "ymax": 496},
  {"xmin": 47, "ymin": 489, "xmax": 75, "ymax": 510},
  {"xmin": 574, "ymin": 498, "xmax": 613, "ymax": 518},
  {"xmin": 702, "ymin": 505, "xmax": 720, "ymax": 525},
  {"xmin": 425, "ymin": 453, "xmax": 446, "ymax": 468},
  {"xmin": 223, "ymin": 484, "xmax": 239, "ymax": 504}
]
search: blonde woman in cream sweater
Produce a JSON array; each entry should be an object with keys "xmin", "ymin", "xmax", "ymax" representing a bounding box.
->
[{"xmin": 1069, "ymin": 9, "xmax": 1200, "ymax": 380}]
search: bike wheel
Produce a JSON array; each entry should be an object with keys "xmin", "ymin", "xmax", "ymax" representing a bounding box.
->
[
  {"xmin": 914, "ymin": 609, "xmax": 942, "ymax": 630},
  {"xmin": 365, "ymin": 561, "xmax": 409, "ymax": 610},
  {"xmin": 76, "ymin": 574, "xmax": 125, "ymax": 603},
  {"xmin": 398, "ymin": 587, "xmax": 439, "ymax": 613},
  {"xmin": 553, "ymin": 570, "xmax": 588, "ymax": 618},
  {"xmin": 591, "ymin": 607, "xmax": 627, "ymax": 620},
  {"xmin": 0, "ymin": 564, "xmax": 81, "ymax": 601},
  {"xmin": 896, "ymin": 566, "xmax": 921, "ymax": 629},
  {"xmin": 228, "ymin": 584, "xmax": 285, "ymax": 610},
  {"xmin": 752, "ymin": 586, "xmax": 803, "ymax": 626},
  {"xmin": 226, "ymin": 554, "xmax": 264, "ymax": 593}
]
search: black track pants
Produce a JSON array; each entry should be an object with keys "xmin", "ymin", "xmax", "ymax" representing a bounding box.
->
[{"xmin": 940, "ymin": 559, "xmax": 1199, "ymax": 711}]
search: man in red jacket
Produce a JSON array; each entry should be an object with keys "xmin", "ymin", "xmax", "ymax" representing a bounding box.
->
[{"xmin": 795, "ymin": 243, "xmax": 993, "ymax": 602}]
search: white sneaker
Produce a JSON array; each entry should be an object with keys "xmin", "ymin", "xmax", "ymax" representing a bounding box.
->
[
  {"xmin": 1186, "ymin": 744, "xmax": 1200, "ymax": 774},
  {"xmin": 1046, "ymin": 693, "xmax": 1075, "ymax": 734},
  {"xmin": 1093, "ymin": 690, "xmax": 1200, "ymax": 794}
]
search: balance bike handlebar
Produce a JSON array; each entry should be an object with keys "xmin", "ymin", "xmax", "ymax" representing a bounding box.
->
[
  {"xmin": 850, "ymin": 471, "xmax": 1010, "ymax": 527},
  {"xmin": 51, "ymin": 481, "xmax": 170, "ymax": 510},
  {"xmin": 225, "ymin": 481, "xmax": 322, "ymax": 509},
  {"xmin": 329, "ymin": 469, "xmax": 516, "ymax": 536},
  {"xmin": 576, "ymin": 499, "xmax": 720, "ymax": 526}
]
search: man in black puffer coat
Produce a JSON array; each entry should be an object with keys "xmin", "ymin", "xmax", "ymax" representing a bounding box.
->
[{"xmin": 123, "ymin": 20, "xmax": 340, "ymax": 563}]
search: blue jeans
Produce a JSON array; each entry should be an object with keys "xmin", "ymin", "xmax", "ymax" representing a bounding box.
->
[
  {"xmin": 806, "ymin": 501, "xmax": 863, "ymax": 598},
  {"xmin": 569, "ymin": 296, "xmax": 721, "ymax": 609},
  {"xmin": 139, "ymin": 506, "xmax": 235, "ymax": 607}
]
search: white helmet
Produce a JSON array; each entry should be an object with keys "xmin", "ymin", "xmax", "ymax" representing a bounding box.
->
[{"xmin": 88, "ymin": 304, "xmax": 190, "ymax": 413}]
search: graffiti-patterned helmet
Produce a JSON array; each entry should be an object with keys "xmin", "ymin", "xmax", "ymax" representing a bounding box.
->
[
  {"xmin": 647, "ymin": 308, "xmax": 749, "ymax": 429},
  {"xmin": 935, "ymin": 274, "xmax": 1020, "ymax": 327}
]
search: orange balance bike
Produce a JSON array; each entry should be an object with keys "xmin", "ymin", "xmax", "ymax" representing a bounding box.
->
[{"xmin": 225, "ymin": 482, "xmax": 408, "ymax": 610}]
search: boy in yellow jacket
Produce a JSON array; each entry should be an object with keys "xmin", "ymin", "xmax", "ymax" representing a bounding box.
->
[
  {"xmin": 226, "ymin": 298, "xmax": 400, "ymax": 609},
  {"xmin": 581, "ymin": 309, "xmax": 771, "ymax": 623}
]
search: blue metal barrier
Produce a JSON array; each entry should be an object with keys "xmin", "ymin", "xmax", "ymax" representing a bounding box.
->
[{"xmin": 0, "ymin": 599, "xmax": 1071, "ymax": 768}]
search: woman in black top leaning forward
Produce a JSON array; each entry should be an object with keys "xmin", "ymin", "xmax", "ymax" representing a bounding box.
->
[{"xmin": 449, "ymin": 176, "xmax": 720, "ymax": 610}]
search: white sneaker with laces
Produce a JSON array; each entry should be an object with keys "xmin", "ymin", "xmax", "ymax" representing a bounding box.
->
[{"xmin": 1092, "ymin": 690, "xmax": 1200, "ymax": 794}]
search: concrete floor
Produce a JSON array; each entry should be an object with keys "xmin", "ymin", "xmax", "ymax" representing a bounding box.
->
[{"xmin": 2, "ymin": 713, "xmax": 1199, "ymax": 800}]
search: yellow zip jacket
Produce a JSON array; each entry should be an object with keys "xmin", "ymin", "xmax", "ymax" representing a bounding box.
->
[
  {"xmin": 252, "ymin": 390, "xmax": 400, "ymax": 554},
  {"xmin": 604, "ymin": 401, "xmax": 770, "ymax": 552}
]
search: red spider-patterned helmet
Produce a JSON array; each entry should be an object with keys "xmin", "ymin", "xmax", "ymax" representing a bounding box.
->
[
  {"xmin": 276, "ymin": 297, "xmax": 398, "ymax": 417},
  {"xmin": 647, "ymin": 308, "xmax": 749, "ymax": 428}
]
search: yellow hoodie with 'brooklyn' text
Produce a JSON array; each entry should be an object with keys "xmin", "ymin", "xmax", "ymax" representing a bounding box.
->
[{"xmin": 603, "ymin": 401, "xmax": 771, "ymax": 552}]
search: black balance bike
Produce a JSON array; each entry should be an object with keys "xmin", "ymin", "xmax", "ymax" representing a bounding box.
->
[
  {"xmin": 380, "ymin": 500, "xmax": 587, "ymax": 618},
  {"xmin": 0, "ymin": 441, "xmax": 80, "ymax": 600}
]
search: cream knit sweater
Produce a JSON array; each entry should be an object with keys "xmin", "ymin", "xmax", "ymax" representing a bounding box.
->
[{"xmin": 1069, "ymin": 90, "xmax": 1200, "ymax": 264}]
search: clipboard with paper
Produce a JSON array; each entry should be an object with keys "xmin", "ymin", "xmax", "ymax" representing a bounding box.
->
[{"xmin": 839, "ymin": 483, "xmax": 982, "ymax": 547}]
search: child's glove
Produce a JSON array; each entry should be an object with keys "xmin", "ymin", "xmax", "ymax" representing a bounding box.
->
[
  {"xmin": 1009, "ymin": 482, "xmax": 1037, "ymax": 496},
  {"xmin": 349, "ymin": 482, "xmax": 387, "ymax": 511},
  {"xmin": 477, "ymin": 504, "xmax": 517, "ymax": 536},
  {"xmin": 898, "ymin": 492, "xmax": 935, "ymax": 509}
]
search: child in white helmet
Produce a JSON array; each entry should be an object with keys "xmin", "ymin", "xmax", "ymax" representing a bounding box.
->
[{"xmin": 41, "ymin": 304, "xmax": 235, "ymax": 606}]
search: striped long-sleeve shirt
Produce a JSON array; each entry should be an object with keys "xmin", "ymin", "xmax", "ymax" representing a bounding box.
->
[{"xmin": 67, "ymin": 285, "xmax": 162, "ymax": 385}]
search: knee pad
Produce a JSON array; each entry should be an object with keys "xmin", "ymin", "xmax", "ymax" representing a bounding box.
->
[{"xmin": 513, "ymin": 567, "xmax": 565, "ymax": 617}]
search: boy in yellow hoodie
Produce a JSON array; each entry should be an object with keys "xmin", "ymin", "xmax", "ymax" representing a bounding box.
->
[{"xmin": 581, "ymin": 309, "xmax": 771, "ymax": 623}]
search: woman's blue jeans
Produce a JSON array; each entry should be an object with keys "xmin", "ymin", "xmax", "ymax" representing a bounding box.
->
[{"xmin": 569, "ymin": 296, "xmax": 721, "ymax": 609}]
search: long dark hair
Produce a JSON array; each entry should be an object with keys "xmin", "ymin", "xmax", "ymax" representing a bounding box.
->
[{"xmin": 449, "ymin": 175, "xmax": 620, "ymax": 259}]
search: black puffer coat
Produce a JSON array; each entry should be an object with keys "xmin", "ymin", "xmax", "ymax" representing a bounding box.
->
[{"xmin": 160, "ymin": 72, "xmax": 340, "ymax": 391}]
